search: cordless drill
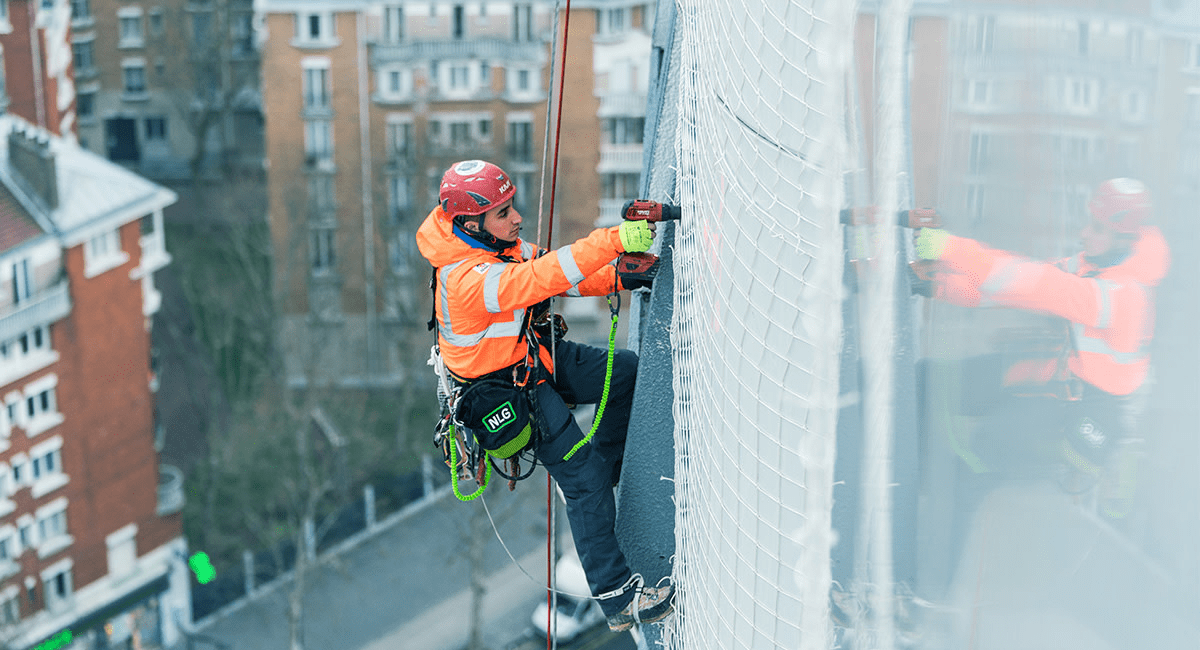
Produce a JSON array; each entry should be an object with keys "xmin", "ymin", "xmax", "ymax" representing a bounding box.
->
[{"xmin": 618, "ymin": 199, "xmax": 680, "ymax": 289}]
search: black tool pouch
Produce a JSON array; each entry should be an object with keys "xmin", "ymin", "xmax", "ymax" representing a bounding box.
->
[{"xmin": 454, "ymin": 379, "xmax": 534, "ymax": 459}]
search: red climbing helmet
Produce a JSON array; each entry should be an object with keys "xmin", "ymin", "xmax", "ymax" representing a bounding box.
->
[
  {"xmin": 1088, "ymin": 178, "xmax": 1151, "ymax": 234},
  {"xmin": 438, "ymin": 160, "xmax": 516, "ymax": 221}
]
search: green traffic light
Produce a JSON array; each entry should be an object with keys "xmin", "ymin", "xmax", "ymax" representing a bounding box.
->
[{"xmin": 189, "ymin": 551, "xmax": 217, "ymax": 585}]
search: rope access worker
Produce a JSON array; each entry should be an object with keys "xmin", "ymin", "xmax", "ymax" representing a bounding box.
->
[
  {"xmin": 912, "ymin": 178, "xmax": 1170, "ymax": 513},
  {"xmin": 415, "ymin": 160, "xmax": 675, "ymax": 632}
]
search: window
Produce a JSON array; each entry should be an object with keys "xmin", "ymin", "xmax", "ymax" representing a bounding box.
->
[
  {"xmin": 118, "ymin": 8, "xmax": 144, "ymax": 48},
  {"xmin": 965, "ymin": 184, "xmax": 985, "ymax": 223},
  {"xmin": 71, "ymin": 40, "xmax": 95, "ymax": 75},
  {"xmin": 379, "ymin": 67, "xmax": 411, "ymax": 99},
  {"xmin": 310, "ymin": 227, "xmax": 336, "ymax": 273},
  {"xmin": 452, "ymin": 4, "xmax": 464, "ymax": 39},
  {"xmin": 1063, "ymin": 77, "xmax": 1098, "ymax": 113},
  {"xmin": 42, "ymin": 564, "xmax": 72, "ymax": 609},
  {"xmin": 0, "ymin": 592, "xmax": 15, "ymax": 626},
  {"xmin": 192, "ymin": 11, "xmax": 211, "ymax": 44},
  {"xmin": 106, "ymin": 525, "xmax": 137, "ymax": 578},
  {"xmin": 513, "ymin": 3, "xmax": 532, "ymax": 42},
  {"xmin": 16, "ymin": 519, "xmax": 30, "ymax": 548},
  {"xmin": 601, "ymin": 173, "xmax": 640, "ymax": 199},
  {"xmin": 145, "ymin": 117, "xmax": 167, "ymax": 140},
  {"xmin": 386, "ymin": 120, "xmax": 412, "ymax": 159},
  {"xmin": 507, "ymin": 119, "xmax": 532, "ymax": 162},
  {"xmin": 69, "ymin": 0, "xmax": 89, "ymax": 22},
  {"xmin": 1121, "ymin": 89, "xmax": 1147, "ymax": 122},
  {"xmin": 11, "ymin": 258, "xmax": 30, "ymax": 305},
  {"xmin": 1077, "ymin": 20, "xmax": 1089, "ymax": 56},
  {"xmin": 0, "ymin": 327, "xmax": 51, "ymax": 388},
  {"xmin": 25, "ymin": 387, "xmax": 55, "ymax": 422},
  {"xmin": 1126, "ymin": 28, "xmax": 1142, "ymax": 64},
  {"xmin": 148, "ymin": 7, "xmax": 163, "ymax": 36},
  {"xmin": 382, "ymin": 5, "xmax": 403, "ymax": 43},
  {"xmin": 968, "ymin": 131, "xmax": 988, "ymax": 174},
  {"xmin": 478, "ymin": 119, "xmax": 491, "ymax": 141},
  {"xmin": 308, "ymin": 175, "xmax": 334, "ymax": 212},
  {"xmin": 1187, "ymin": 92, "xmax": 1200, "ymax": 128},
  {"xmin": 31, "ymin": 448, "xmax": 61, "ymax": 483},
  {"xmin": 304, "ymin": 120, "xmax": 333, "ymax": 163},
  {"xmin": 964, "ymin": 79, "xmax": 992, "ymax": 108},
  {"xmin": 36, "ymin": 509, "xmax": 66, "ymax": 543},
  {"xmin": 969, "ymin": 15, "xmax": 994, "ymax": 54},
  {"xmin": 1191, "ymin": 42, "xmax": 1200, "ymax": 70},
  {"xmin": 303, "ymin": 62, "xmax": 331, "ymax": 111},
  {"xmin": 123, "ymin": 61, "xmax": 147, "ymax": 94},
  {"xmin": 389, "ymin": 175, "xmax": 410, "ymax": 223},
  {"xmin": 85, "ymin": 228, "xmax": 127, "ymax": 276},
  {"xmin": 596, "ymin": 8, "xmax": 628, "ymax": 36},
  {"xmin": 449, "ymin": 121, "xmax": 470, "ymax": 146},
  {"xmin": 0, "ymin": 0, "xmax": 8, "ymax": 23},
  {"xmin": 449, "ymin": 65, "xmax": 469, "ymax": 91},
  {"xmin": 232, "ymin": 13, "xmax": 253, "ymax": 56},
  {"xmin": 295, "ymin": 11, "xmax": 334, "ymax": 45},
  {"xmin": 77, "ymin": 90, "xmax": 95, "ymax": 119},
  {"xmin": 603, "ymin": 117, "xmax": 645, "ymax": 145},
  {"xmin": 480, "ymin": 61, "xmax": 491, "ymax": 88}
]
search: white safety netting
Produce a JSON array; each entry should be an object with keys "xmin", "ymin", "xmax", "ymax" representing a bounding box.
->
[{"xmin": 668, "ymin": 0, "xmax": 859, "ymax": 648}]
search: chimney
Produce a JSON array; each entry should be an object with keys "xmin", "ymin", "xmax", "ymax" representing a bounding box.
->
[{"xmin": 8, "ymin": 127, "xmax": 58, "ymax": 209}]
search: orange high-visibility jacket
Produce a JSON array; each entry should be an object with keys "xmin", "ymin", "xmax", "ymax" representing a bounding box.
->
[
  {"xmin": 932, "ymin": 227, "xmax": 1170, "ymax": 396},
  {"xmin": 416, "ymin": 206, "xmax": 629, "ymax": 380}
]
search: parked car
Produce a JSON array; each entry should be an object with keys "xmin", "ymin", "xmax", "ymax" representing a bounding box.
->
[{"xmin": 531, "ymin": 552, "xmax": 605, "ymax": 643}]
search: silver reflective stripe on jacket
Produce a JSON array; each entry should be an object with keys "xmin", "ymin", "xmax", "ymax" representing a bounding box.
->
[
  {"xmin": 437, "ymin": 260, "xmax": 525, "ymax": 347},
  {"xmin": 483, "ymin": 262, "xmax": 509, "ymax": 314},
  {"xmin": 555, "ymin": 245, "xmax": 586, "ymax": 285},
  {"xmin": 1071, "ymin": 322, "xmax": 1146, "ymax": 365},
  {"xmin": 1093, "ymin": 279, "xmax": 1116, "ymax": 329},
  {"xmin": 979, "ymin": 258, "xmax": 1038, "ymax": 305}
]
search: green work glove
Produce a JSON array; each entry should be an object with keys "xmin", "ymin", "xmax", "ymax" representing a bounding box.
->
[
  {"xmin": 618, "ymin": 220, "xmax": 655, "ymax": 253},
  {"xmin": 915, "ymin": 228, "xmax": 950, "ymax": 260}
]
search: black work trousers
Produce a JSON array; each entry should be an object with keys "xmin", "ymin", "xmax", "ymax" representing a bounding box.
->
[{"xmin": 533, "ymin": 339, "xmax": 639, "ymax": 617}]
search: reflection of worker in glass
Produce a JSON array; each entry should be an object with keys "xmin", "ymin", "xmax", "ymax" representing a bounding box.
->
[{"xmin": 914, "ymin": 179, "xmax": 1170, "ymax": 512}]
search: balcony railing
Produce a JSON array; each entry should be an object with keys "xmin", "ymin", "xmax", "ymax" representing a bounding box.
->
[
  {"xmin": 0, "ymin": 280, "xmax": 71, "ymax": 343},
  {"xmin": 370, "ymin": 39, "xmax": 544, "ymax": 66},
  {"xmin": 598, "ymin": 93, "xmax": 647, "ymax": 118},
  {"xmin": 597, "ymin": 144, "xmax": 643, "ymax": 173},
  {"xmin": 157, "ymin": 464, "xmax": 184, "ymax": 516},
  {"xmin": 596, "ymin": 199, "xmax": 627, "ymax": 227}
]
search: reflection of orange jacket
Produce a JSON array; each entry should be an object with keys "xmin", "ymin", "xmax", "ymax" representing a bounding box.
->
[
  {"xmin": 932, "ymin": 227, "xmax": 1170, "ymax": 396},
  {"xmin": 415, "ymin": 206, "xmax": 628, "ymax": 379}
]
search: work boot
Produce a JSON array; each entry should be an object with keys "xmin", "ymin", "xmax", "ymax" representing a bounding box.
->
[{"xmin": 606, "ymin": 582, "xmax": 675, "ymax": 632}]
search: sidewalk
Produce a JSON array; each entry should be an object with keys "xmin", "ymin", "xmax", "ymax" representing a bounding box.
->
[
  {"xmin": 358, "ymin": 547, "xmax": 545, "ymax": 650},
  {"xmin": 179, "ymin": 472, "xmax": 559, "ymax": 650}
]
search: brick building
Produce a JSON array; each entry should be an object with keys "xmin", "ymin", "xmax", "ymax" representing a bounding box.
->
[
  {"xmin": 68, "ymin": 0, "xmax": 262, "ymax": 178},
  {"xmin": 259, "ymin": 0, "xmax": 655, "ymax": 387},
  {"xmin": 0, "ymin": 114, "xmax": 187, "ymax": 649},
  {"xmin": 0, "ymin": 0, "xmax": 77, "ymax": 139}
]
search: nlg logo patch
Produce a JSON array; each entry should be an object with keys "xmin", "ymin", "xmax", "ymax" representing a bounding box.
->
[{"xmin": 485, "ymin": 401, "xmax": 516, "ymax": 433}]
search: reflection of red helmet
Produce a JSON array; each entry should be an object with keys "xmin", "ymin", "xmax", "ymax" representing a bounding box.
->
[
  {"xmin": 1088, "ymin": 178, "xmax": 1151, "ymax": 234},
  {"xmin": 439, "ymin": 160, "xmax": 515, "ymax": 220}
]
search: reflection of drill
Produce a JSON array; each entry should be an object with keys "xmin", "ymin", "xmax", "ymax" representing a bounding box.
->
[
  {"xmin": 618, "ymin": 200, "xmax": 680, "ymax": 289},
  {"xmin": 841, "ymin": 206, "xmax": 943, "ymax": 294}
]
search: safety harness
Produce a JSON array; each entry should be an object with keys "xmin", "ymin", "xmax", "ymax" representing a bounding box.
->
[{"xmin": 427, "ymin": 255, "xmax": 622, "ymax": 501}]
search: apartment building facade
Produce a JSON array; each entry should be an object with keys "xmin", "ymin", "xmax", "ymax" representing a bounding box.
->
[
  {"xmin": 0, "ymin": 115, "xmax": 187, "ymax": 650},
  {"xmin": 922, "ymin": 0, "xmax": 1198, "ymax": 256},
  {"xmin": 260, "ymin": 0, "xmax": 654, "ymax": 387},
  {"xmin": 69, "ymin": 0, "xmax": 261, "ymax": 178}
]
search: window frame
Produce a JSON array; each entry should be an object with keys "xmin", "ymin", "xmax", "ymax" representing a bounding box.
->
[
  {"xmin": 84, "ymin": 228, "xmax": 130, "ymax": 277},
  {"xmin": 117, "ymin": 6, "xmax": 145, "ymax": 48}
]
